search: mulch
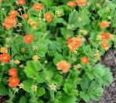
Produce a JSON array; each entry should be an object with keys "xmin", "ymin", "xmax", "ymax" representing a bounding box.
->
[{"xmin": 92, "ymin": 49, "xmax": 116, "ymax": 103}]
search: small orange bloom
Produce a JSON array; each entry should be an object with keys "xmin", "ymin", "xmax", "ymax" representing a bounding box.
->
[
  {"xmin": 67, "ymin": 36, "xmax": 83, "ymax": 52},
  {"xmin": 0, "ymin": 53, "xmax": 11, "ymax": 63},
  {"xmin": 0, "ymin": 47, "xmax": 8, "ymax": 53},
  {"xmin": 3, "ymin": 16, "xmax": 17, "ymax": 29},
  {"xmin": 28, "ymin": 19, "xmax": 38, "ymax": 29},
  {"xmin": 22, "ymin": 14, "xmax": 28, "ymax": 19},
  {"xmin": 75, "ymin": 0, "xmax": 87, "ymax": 7},
  {"xmin": 17, "ymin": 0, "xmax": 26, "ymax": 5},
  {"xmin": 100, "ymin": 32, "xmax": 112, "ymax": 40},
  {"xmin": 23, "ymin": 34, "xmax": 33, "ymax": 44},
  {"xmin": 56, "ymin": 60, "xmax": 71, "ymax": 73},
  {"xmin": 101, "ymin": 40, "xmax": 109, "ymax": 51},
  {"xmin": 99, "ymin": 21, "xmax": 110, "ymax": 29},
  {"xmin": 9, "ymin": 10, "xmax": 18, "ymax": 18},
  {"xmin": 8, "ymin": 68, "xmax": 17, "ymax": 77},
  {"xmin": 44, "ymin": 12, "xmax": 53, "ymax": 23},
  {"xmin": 32, "ymin": 3, "xmax": 44, "ymax": 11},
  {"xmin": 81, "ymin": 56, "xmax": 89, "ymax": 64},
  {"xmin": 8, "ymin": 77, "xmax": 20, "ymax": 88},
  {"xmin": 67, "ymin": 1, "xmax": 77, "ymax": 7}
]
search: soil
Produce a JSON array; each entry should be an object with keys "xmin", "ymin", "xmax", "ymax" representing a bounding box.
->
[
  {"xmin": 92, "ymin": 49, "xmax": 116, "ymax": 103},
  {"xmin": 0, "ymin": 49, "xmax": 116, "ymax": 103},
  {"xmin": 0, "ymin": 96, "xmax": 6, "ymax": 103}
]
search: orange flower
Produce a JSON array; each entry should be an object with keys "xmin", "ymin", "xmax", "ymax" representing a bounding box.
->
[
  {"xmin": 22, "ymin": 14, "xmax": 28, "ymax": 19},
  {"xmin": 0, "ymin": 53, "xmax": 11, "ymax": 63},
  {"xmin": 101, "ymin": 40, "xmax": 109, "ymax": 51},
  {"xmin": 67, "ymin": 1, "xmax": 77, "ymax": 7},
  {"xmin": 8, "ymin": 77, "xmax": 20, "ymax": 88},
  {"xmin": 3, "ymin": 16, "xmax": 17, "ymax": 29},
  {"xmin": 99, "ymin": 21, "xmax": 110, "ymax": 29},
  {"xmin": 8, "ymin": 68, "xmax": 17, "ymax": 77},
  {"xmin": 67, "ymin": 36, "xmax": 83, "ymax": 52},
  {"xmin": 9, "ymin": 10, "xmax": 18, "ymax": 18},
  {"xmin": 23, "ymin": 34, "xmax": 33, "ymax": 44},
  {"xmin": 100, "ymin": 32, "xmax": 112, "ymax": 40},
  {"xmin": 56, "ymin": 60, "xmax": 71, "ymax": 73},
  {"xmin": 81, "ymin": 56, "xmax": 89, "ymax": 64},
  {"xmin": 44, "ymin": 12, "xmax": 53, "ymax": 23},
  {"xmin": 0, "ymin": 0, "xmax": 2, "ymax": 3},
  {"xmin": 75, "ymin": 0, "xmax": 87, "ymax": 7},
  {"xmin": 32, "ymin": 3, "xmax": 44, "ymax": 11},
  {"xmin": 17, "ymin": 0, "xmax": 26, "ymax": 5}
]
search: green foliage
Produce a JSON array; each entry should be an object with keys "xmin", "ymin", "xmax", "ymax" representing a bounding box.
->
[
  {"xmin": 19, "ymin": 96, "xmax": 28, "ymax": 103},
  {"xmin": 68, "ymin": 9, "xmax": 90, "ymax": 30},
  {"xmin": 80, "ymin": 64, "xmax": 113, "ymax": 102},
  {"xmin": 0, "ymin": 0, "xmax": 115, "ymax": 103},
  {"xmin": 0, "ymin": 83, "xmax": 8, "ymax": 95},
  {"xmin": 24, "ymin": 61, "xmax": 42, "ymax": 79}
]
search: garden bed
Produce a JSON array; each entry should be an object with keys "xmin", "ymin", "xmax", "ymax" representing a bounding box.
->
[
  {"xmin": 0, "ymin": 0, "xmax": 116, "ymax": 103},
  {"xmin": 0, "ymin": 49, "xmax": 116, "ymax": 103}
]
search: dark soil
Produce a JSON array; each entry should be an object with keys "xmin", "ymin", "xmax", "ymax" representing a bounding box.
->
[
  {"xmin": 0, "ymin": 49, "xmax": 116, "ymax": 103},
  {"xmin": 0, "ymin": 96, "xmax": 7, "ymax": 103},
  {"xmin": 92, "ymin": 49, "xmax": 116, "ymax": 103}
]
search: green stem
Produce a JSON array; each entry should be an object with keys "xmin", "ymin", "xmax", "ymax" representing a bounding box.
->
[{"xmin": 50, "ymin": 90, "xmax": 54, "ymax": 102}]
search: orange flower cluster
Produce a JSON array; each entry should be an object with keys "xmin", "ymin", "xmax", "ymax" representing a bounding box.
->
[
  {"xmin": 67, "ymin": 36, "xmax": 83, "ymax": 52},
  {"xmin": 23, "ymin": 34, "xmax": 33, "ymax": 44},
  {"xmin": 101, "ymin": 41, "xmax": 109, "ymax": 51},
  {"xmin": 0, "ymin": 0, "xmax": 2, "ymax": 3},
  {"xmin": 8, "ymin": 68, "xmax": 20, "ymax": 88},
  {"xmin": 67, "ymin": 0, "xmax": 87, "ymax": 7},
  {"xmin": 56, "ymin": 60, "xmax": 71, "ymax": 73},
  {"xmin": 100, "ymin": 32, "xmax": 112, "ymax": 41},
  {"xmin": 3, "ymin": 10, "xmax": 17, "ymax": 29},
  {"xmin": 76, "ymin": 0, "xmax": 87, "ymax": 7},
  {"xmin": 67, "ymin": 1, "xmax": 77, "ymax": 7},
  {"xmin": 81, "ymin": 56, "xmax": 89, "ymax": 64},
  {"xmin": 32, "ymin": 3, "xmax": 44, "ymax": 11},
  {"xmin": 99, "ymin": 21, "xmax": 110, "ymax": 29},
  {"xmin": 100, "ymin": 32, "xmax": 113, "ymax": 50},
  {"xmin": 44, "ymin": 12, "xmax": 53, "ymax": 23},
  {"xmin": 22, "ymin": 14, "xmax": 28, "ymax": 19},
  {"xmin": 17, "ymin": 0, "xmax": 26, "ymax": 5},
  {"xmin": 98, "ymin": 20, "xmax": 112, "ymax": 50},
  {"xmin": 0, "ymin": 53, "xmax": 11, "ymax": 63},
  {"xmin": 9, "ymin": 68, "xmax": 18, "ymax": 77}
]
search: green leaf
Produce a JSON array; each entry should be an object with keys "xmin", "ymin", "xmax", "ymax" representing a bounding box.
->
[
  {"xmin": 53, "ymin": 53, "xmax": 63, "ymax": 64},
  {"xmin": 80, "ymin": 76, "xmax": 90, "ymax": 91},
  {"xmin": 94, "ymin": 64, "xmax": 113, "ymax": 86},
  {"xmin": 0, "ymin": 84, "xmax": 8, "ymax": 95},
  {"xmin": 68, "ymin": 9, "xmax": 90, "ymax": 30},
  {"xmin": 37, "ymin": 39, "xmax": 49, "ymax": 57},
  {"xmin": 63, "ymin": 70, "xmax": 79, "ymax": 96},
  {"xmin": 62, "ymin": 95, "xmax": 77, "ymax": 103},
  {"xmin": 80, "ymin": 92, "xmax": 90, "ymax": 102},
  {"xmin": 43, "ymin": 67, "xmax": 54, "ymax": 82},
  {"xmin": 37, "ymin": 87, "xmax": 45, "ymax": 97},
  {"xmin": 19, "ymin": 96, "xmax": 28, "ymax": 103},
  {"xmin": 22, "ymin": 79, "xmax": 33, "ymax": 93},
  {"xmin": 24, "ymin": 61, "xmax": 42, "ymax": 79},
  {"xmin": 40, "ymin": 0, "xmax": 54, "ymax": 7},
  {"xmin": 53, "ymin": 74, "xmax": 63, "ymax": 85}
]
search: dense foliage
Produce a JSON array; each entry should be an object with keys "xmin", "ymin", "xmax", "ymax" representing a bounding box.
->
[{"xmin": 0, "ymin": 0, "xmax": 115, "ymax": 103}]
